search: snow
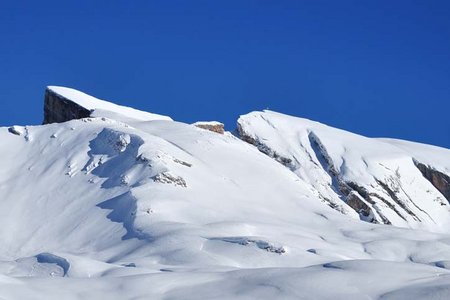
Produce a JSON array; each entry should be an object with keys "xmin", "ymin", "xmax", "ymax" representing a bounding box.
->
[
  {"xmin": 192, "ymin": 121, "xmax": 224, "ymax": 126},
  {"xmin": 0, "ymin": 90, "xmax": 450, "ymax": 298},
  {"xmin": 238, "ymin": 110, "xmax": 450, "ymax": 231},
  {"xmin": 380, "ymin": 138, "xmax": 450, "ymax": 175},
  {"xmin": 48, "ymin": 86, "xmax": 172, "ymax": 122}
]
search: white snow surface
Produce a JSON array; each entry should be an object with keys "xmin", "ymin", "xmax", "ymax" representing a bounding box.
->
[{"xmin": 1, "ymin": 92, "xmax": 450, "ymax": 299}]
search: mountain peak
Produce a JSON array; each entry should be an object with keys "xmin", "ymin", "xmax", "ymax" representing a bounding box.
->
[{"xmin": 43, "ymin": 86, "xmax": 172, "ymax": 124}]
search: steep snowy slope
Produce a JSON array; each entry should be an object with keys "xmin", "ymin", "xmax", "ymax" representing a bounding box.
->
[
  {"xmin": 238, "ymin": 110, "xmax": 450, "ymax": 231},
  {"xmin": 1, "ymin": 88, "xmax": 450, "ymax": 299},
  {"xmin": 381, "ymin": 138, "xmax": 450, "ymax": 201}
]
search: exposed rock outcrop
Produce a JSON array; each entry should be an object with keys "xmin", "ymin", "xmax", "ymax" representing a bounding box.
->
[
  {"xmin": 43, "ymin": 88, "xmax": 91, "ymax": 124},
  {"xmin": 346, "ymin": 191, "xmax": 374, "ymax": 221},
  {"xmin": 153, "ymin": 172, "xmax": 187, "ymax": 187},
  {"xmin": 308, "ymin": 133, "xmax": 391, "ymax": 224},
  {"xmin": 415, "ymin": 161, "xmax": 450, "ymax": 202},
  {"xmin": 193, "ymin": 122, "xmax": 225, "ymax": 134},
  {"xmin": 8, "ymin": 126, "xmax": 23, "ymax": 136},
  {"xmin": 237, "ymin": 122, "xmax": 294, "ymax": 169}
]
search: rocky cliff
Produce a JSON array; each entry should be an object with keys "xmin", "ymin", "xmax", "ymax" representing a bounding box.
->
[
  {"xmin": 43, "ymin": 86, "xmax": 172, "ymax": 125},
  {"xmin": 415, "ymin": 161, "xmax": 450, "ymax": 201},
  {"xmin": 43, "ymin": 88, "xmax": 92, "ymax": 124}
]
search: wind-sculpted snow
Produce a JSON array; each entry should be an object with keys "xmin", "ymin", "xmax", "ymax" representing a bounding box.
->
[{"xmin": 1, "ymin": 88, "xmax": 450, "ymax": 298}]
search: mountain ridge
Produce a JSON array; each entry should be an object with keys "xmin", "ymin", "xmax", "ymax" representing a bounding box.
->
[
  {"xmin": 0, "ymin": 86, "xmax": 449, "ymax": 299},
  {"xmin": 40, "ymin": 86, "xmax": 450, "ymax": 230}
]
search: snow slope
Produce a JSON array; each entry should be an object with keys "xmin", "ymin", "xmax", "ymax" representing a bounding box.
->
[
  {"xmin": 1, "ymin": 88, "xmax": 450, "ymax": 299},
  {"xmin": 380, "ymin": 138, "xmax": 450, "ymax": 175},
  {"xmin": 238, "ymin": 110, "xmax": 450, "ymax": 232}
]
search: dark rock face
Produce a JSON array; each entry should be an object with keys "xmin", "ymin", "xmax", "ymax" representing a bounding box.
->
[
  {"xmin": 237, "ymin": 122, "xmax": 294, "ymax": 169},
  {"xmin": 415, "ymin": 161, "xmax": 450, "ymax": 202},
  {"xmin": 8, "ymin": 126, "xmax": 22, "ymax": 136},
  {"xmin": 43, "ymin": 88, "xmax": 91, "ymax": 124},
  {"xmin": 346, "ymin": 191, "xmax": 373, "ymax": 220}
]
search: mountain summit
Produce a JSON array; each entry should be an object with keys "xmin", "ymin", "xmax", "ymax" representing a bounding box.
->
[{"xmin": 1, "ymin": 86, "xmax": 449, "ymax": 299}]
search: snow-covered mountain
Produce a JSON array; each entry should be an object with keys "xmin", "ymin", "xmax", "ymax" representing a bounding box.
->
[
  {"xmin": 0, "ymin": 86, "xmax": 449, "ymax": 299},
  {"xmin": 238, "ymin": 110, "xmax": 450, "ymax": 231}
]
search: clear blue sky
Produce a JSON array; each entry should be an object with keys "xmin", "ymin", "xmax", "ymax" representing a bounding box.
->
[{"xmin": 1, "ymin": 1, "xmax": 449, "ymax": 148}]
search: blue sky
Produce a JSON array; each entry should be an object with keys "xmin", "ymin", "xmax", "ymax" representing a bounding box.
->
[{"xmin": 1, "ymin": 1, "xmax": 449, "ymax": 148}]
